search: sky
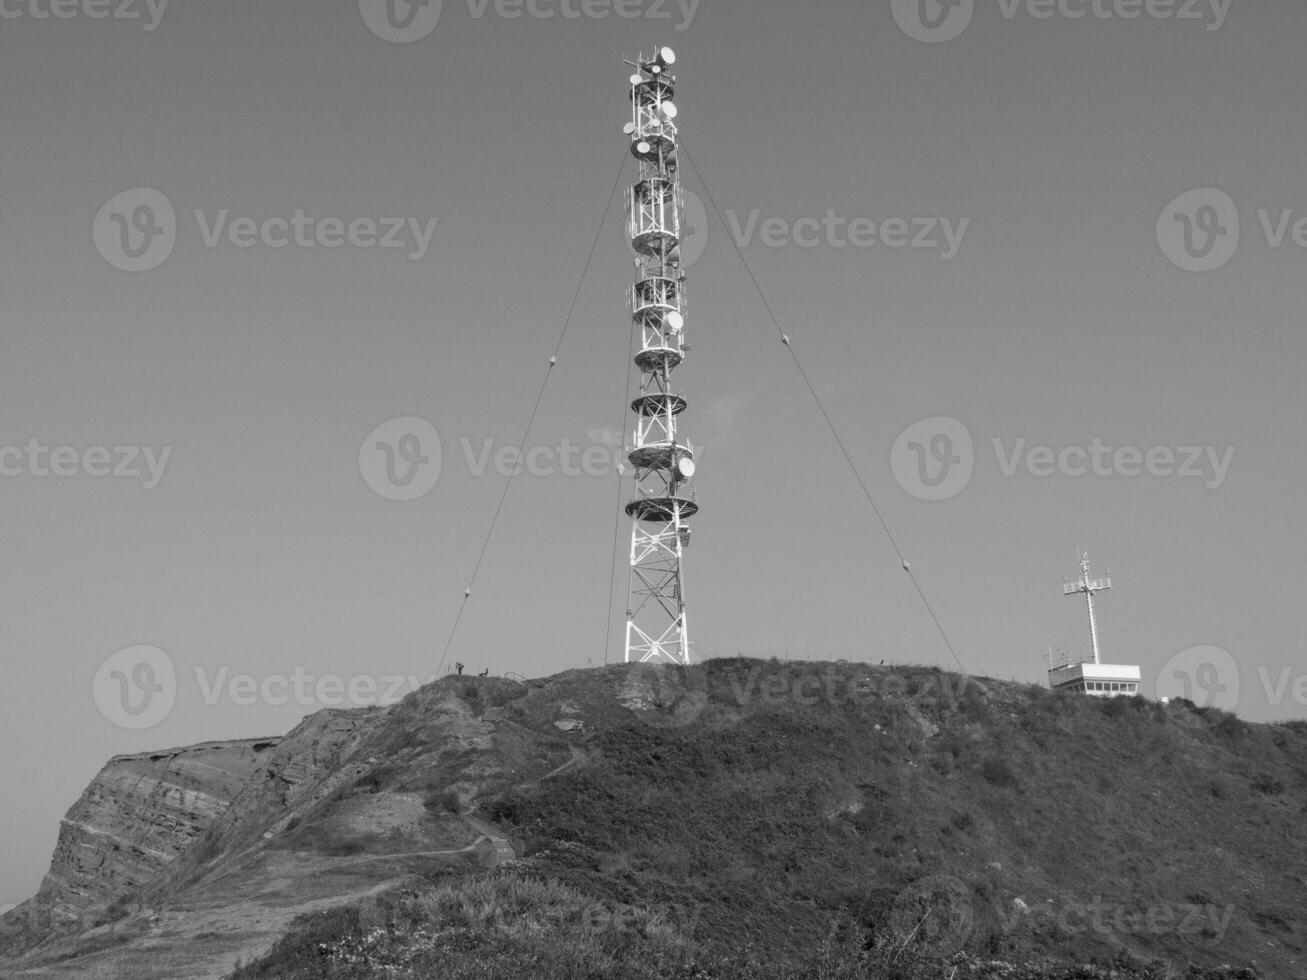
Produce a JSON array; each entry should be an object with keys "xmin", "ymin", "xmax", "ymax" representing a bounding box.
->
[{"xmin": 2, "ymin": 0, "xmax": 1306, "ymax": 906}]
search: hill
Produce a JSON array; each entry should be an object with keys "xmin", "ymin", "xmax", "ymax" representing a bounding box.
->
[{"xmin": 1, "ymin": 659, "xmax": 1303, "ymax": 979}]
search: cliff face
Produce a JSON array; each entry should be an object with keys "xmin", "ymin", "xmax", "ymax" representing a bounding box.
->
[
  {"xmin": 21, "ymin": 738, "xmax": 278, "ymax": 932},
  {"xmin": 141, "ymin": 707, "xmax": 386, "ymax": 899},
  {"xmin": 1, "ymin": 679, "xmax": 560, "ymax": 978},
  {"xmin": 4, "ymin": 666, "xmax": 1305, "ymax": 980}
]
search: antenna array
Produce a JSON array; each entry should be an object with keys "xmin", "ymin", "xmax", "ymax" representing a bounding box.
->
[{"xmin": 620, "ymin": 46, "xmax": 698, "ymax": 664}]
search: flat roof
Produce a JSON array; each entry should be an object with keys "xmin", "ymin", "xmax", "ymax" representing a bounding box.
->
[{"xmin": 1048, "ymin": 663, "xmax": 1142, "ymax": 683}]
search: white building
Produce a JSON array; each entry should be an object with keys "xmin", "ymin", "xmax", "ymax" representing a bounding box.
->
[
  {"xmin": 1049, "ymin": 552, "xmax": 1142, "ymax": 697},
  {"xmin": 1047, "ymin": 660, "xmax": 1141, "ymax": 697}
]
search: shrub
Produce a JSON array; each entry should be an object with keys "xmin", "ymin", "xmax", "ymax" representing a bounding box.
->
[
  {"xmin": 1251, "ymin": 773, "xmax": 1285, "ymax": 796},
  {"xmin": 980, "ymin": 757, "xmax": 1019, "ymax": 788},
  {"xmin": 425, "ymin": 788, "xmax": 462, "ymax": 814}
]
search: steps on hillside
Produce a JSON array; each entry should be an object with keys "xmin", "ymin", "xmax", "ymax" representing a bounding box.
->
[{"xmin": 464, "ymin": 815, "xmax": 517, "ymax": 866}]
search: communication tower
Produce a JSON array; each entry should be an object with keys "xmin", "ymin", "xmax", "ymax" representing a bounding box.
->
[
  {"xmin": 1063, "ymin": 550, "xmax": 1111, "ymax": 664},
  {"xmin": 621, "ymin": 45, "xmax": 698, "ymax": 664},
  {"xmin": 1049, "ymin": 552, "xmax": 1140, "ymax": 697}
]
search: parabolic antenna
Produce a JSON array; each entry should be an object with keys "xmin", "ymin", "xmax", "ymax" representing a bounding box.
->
[
  {"xmin": 623, "ymin": 122, "xmax": 636, "ymax": 135},
  {"xmin": 666, "ymin": 310, "xmax": 684, "ymax": 333},
  {"xmin": 650, "ymin": 65, "xmax": 662, "ymax": 75},
  {"xmin": 659, "ymin": 101, "xmax": 678, "ymax": 119},
  {"xmin": 636, "ymin": 141, "xmax": 651, "ymax": 155},
  {"xmin": 630, "ymin": 73, "xmax": 643, "ymax": 85},
  {"xmin": 658, "ymin": 47, "xmax": 676, "ymax": 66},
  {"xmin": 677, "ymin": 457, "xmax": 696, "ymax": 480}
]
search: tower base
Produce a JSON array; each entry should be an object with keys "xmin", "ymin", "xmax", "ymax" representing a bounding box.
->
[{"xmin": 626, "ymin": 617, "xmax": 691, "ymax": 664}]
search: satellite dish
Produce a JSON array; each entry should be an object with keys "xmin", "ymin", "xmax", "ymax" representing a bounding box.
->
[
  {"xmin": 623, "ymin": 122, "xmax": 636, "ymax": 135},
  {"xmin": 658, "ymin": 47, "xmax": 676, "ymax": 66},
  {"xmin": 650, "ymin": 65, "xmax": 662, "ymax": 75},
  {"xmin": 636, "ymin": 140, "xmax": 651, "ymax": 155},
  {"xmin": 677, "ymin": 457, "xmax": 696, "ymax": 480},
  {"xmin": 659, "ymin": 101, "xmax": 678, "ymax": 119},
  {"xmin": 630, "ymin": 73, "xmax": 643, "ymax": 85},
  {"xmin": 666, "ymin": 311, "xmax": 684, "ymax": 333}
]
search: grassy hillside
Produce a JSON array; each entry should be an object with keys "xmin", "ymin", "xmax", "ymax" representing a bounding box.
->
[{"xmin": 227, "ymin": 660, "xmax": 1307, "ymax": 979}]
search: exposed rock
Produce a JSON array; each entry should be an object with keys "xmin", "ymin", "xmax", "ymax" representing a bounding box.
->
[{"xmin": 5, "ymin": 738, "xmax": 276, "ymax": 948}]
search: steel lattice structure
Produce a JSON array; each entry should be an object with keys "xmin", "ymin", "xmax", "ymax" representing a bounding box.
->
[
  {"xmin": 1063, "ymin": 551, "xmax": 1112, "ymax": 665},
  {"xmin": 621, "ymin": 46, "xmax": 698, "ymax": 664}
]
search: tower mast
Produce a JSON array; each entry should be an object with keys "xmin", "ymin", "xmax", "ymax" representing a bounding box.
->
[
  {"xmin": 1063, "ymin": 550, "xmax": 1112, "ymax": 665},
  {"xmin": 621, "ymin": 45, "xmax": 698, "ymax": 664}
]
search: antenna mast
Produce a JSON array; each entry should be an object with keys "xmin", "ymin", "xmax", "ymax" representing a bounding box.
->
[
  {"xmin": 1063, "ymin": 550, "xmax": 1112, "ymax": 665},
  {"xmin": 621, "ymin": 45, "xmax": 697, "ymax": 664}
]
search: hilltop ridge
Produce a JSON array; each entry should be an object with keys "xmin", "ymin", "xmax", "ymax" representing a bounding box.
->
[{"xmin": 1, "ymin": 660, "xmax": 1304, "ymax": 979}]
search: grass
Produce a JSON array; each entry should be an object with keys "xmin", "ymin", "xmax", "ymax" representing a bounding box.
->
[{"xmin": 223, "ymin": 660, "xmax": 1307, "ymax": 979}]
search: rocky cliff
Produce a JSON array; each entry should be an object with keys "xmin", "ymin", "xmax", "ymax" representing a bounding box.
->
[
  {"xmin": 2, "ymin": 664, "xmax": 1304, "ymax": 980},
  {"xmin": 3, "ymin": 738, "xmax": 277, "ymax": 949}
]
